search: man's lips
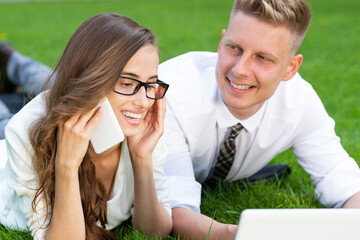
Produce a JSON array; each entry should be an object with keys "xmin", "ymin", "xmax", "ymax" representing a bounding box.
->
[{"xmin": 230, "ymin": 81, "xmax": 253, "ymax": 90}]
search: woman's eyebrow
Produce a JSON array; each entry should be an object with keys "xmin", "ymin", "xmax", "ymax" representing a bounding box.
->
[
  {"xmin": 121, "ymin": 72, "xmax": 139, "ymax": 78},
  {"xmin": 121, "ymin": 72, "xmax": 158, "ymax": 80},
  {"xmin": 148, "ymin": 75, "xmax": 158, "ymax": 80}
]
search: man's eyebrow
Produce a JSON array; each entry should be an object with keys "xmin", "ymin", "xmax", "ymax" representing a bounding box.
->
[
  {"xmin": 226, "ymin": 38, "xmax": 279, "ymax": 60},
  {"xmin": 257, "ymin": 51, "xmax": 279, "ymax": 60},
  {"xmin": 225, "ymin": 38, "xmax": 240, "ymax": 47}
]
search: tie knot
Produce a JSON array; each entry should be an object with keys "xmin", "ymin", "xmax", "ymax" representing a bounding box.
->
[{"xmin": 229, "ymin": 123, "xmax": 243, "ymax": 138}]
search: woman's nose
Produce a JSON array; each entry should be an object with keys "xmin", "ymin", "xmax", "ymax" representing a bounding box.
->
[{"xmin": 133, "ymin": 86, "xmax": 152, "ymax": 108}]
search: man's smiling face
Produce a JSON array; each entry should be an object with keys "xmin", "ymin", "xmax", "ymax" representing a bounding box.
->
[{"xmin": 215, "ymin": 11, "xmax": 302, "ymax": 120}]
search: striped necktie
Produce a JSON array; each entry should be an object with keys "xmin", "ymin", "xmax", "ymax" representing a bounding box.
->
[{"xmin": 204, "ymin": 123, "xmax": 243, "ymax": 186}]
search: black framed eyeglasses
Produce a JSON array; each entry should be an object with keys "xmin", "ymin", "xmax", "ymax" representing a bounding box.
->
[{"xmin": 113, "ymin": 76, "xmax": 169, "ymax": 99}]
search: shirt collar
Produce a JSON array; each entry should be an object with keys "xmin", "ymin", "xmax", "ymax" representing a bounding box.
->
[{"xmin": 216, "ymin": 89, "xmax": 267, "ymax": 133}]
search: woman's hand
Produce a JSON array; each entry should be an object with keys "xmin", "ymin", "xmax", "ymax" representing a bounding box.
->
[
  {"xmin": 47, "ymin": 106, "xmax": 103, "ymax": 240},
  {"xmin": 127, "ymin": 97, "xmax": 172, "ymax": 236},
  {"xmin": 127, "ymin": 97, "xmax": 166, "ymax": 161},
  {"xmin": 55, "ymin": 106, "xmax": 104, "ymax": 171}
]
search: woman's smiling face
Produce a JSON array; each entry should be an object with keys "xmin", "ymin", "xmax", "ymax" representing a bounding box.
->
[{"xmin": 107, "ymin": 43, "xmax": 159, "ymax": 137}]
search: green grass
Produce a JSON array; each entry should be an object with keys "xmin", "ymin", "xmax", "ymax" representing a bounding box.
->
[{"xmin": 1, "ymin": 0, "xmax": 360, "ymax": 239}]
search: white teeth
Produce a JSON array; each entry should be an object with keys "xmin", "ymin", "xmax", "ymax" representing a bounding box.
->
[
  {"xmin": 122, "ymin": 112, "xmax": 142, "ymax": 119},
  {"xmin": 230, "ymin": 82, "xmax": 252, "ymax": 90}
]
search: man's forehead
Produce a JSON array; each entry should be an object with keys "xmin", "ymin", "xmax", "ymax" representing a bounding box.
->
[
  {"xmin": 228, "ymin": 11, "xmax": 292, "ymax": 33},
  {"xmin": 226, "ymin": 12, "xmax": 293, "ymax": 56}
]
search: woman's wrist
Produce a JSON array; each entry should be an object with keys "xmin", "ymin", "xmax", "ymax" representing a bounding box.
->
[
  {"xmin": 55, "ymin": 163, "xmax": 79, "ymax": 179},
  {"xmin": 130, "ymin": 156, "xmax": 153, "ymax": 174}
]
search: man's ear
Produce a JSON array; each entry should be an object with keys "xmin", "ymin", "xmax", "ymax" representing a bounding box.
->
[
  {"xmin": 218, "ymin": 29, "xmax": 227, "ymax": 52},
  {"xmin": 283, "ymin": 54, "xmax": 303, "ymax": 81}
]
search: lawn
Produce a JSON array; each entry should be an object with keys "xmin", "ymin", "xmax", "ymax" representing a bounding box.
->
[{"xmin": 1, "ymin": 0, "xmax": 360, "ymax": 239}]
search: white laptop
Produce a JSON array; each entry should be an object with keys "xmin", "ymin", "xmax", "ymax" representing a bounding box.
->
[{"xmin": 234, "ymin": 208, "xmax": 360, "ymax": 240}]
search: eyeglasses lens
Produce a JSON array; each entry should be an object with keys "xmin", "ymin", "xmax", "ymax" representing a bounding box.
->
[{"xmin": 115, "ymin": 78, "xmax": 166, "ymax": 99}]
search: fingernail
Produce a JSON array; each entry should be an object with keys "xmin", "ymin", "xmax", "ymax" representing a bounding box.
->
[{"xmin": 99, "ymin": 106, "xmax": 104, "ymax": 113}]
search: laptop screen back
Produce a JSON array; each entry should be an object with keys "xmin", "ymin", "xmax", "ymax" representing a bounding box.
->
[{"xmin": 235, "ymin": 208, "xmax": 360, "ymax": 240}]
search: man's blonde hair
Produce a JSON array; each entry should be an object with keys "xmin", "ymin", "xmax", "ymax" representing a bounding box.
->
[{"xmin": 232, "ymin": 0, "xmax": 312, "ymax": 53}]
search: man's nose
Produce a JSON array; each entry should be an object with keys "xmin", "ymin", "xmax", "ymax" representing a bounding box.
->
[{"xmin": 232, "ymin": 53, "xmax": 252, "ymax": 78}]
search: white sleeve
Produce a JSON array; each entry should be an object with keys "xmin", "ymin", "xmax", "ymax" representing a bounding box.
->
[
  {"xmin": 152, "ymin": 135, "xmax": 172, "ymax": 216},
  {"xmin": 292, "ymin": 85, "xmax": 360, "ymax": 208},
  {"xmin": 164, "ymin": 103, "xmax": 202, "ymax": 213},
  {"xmin": 5, "ymin": 124, "xmax": 50, "ymax": 240}
]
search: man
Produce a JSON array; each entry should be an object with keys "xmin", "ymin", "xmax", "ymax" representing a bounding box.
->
[
  {"xmin": 1, "ymin": 1, "xmax": 360, "ymax": 239},
  {"xmin": 0, "ymin": 42, "xmax": 52, "ymax": 138},
  {"xmin": 158, "ymin": 0, "xmax": 360, "ymax": 239}
]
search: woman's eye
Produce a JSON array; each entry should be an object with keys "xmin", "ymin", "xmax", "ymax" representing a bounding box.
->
[{"xmin": 121, "ymin": 83, "xmax": 133, "ymax": 87}]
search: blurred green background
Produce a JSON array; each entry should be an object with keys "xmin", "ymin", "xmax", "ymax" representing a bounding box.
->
[{"xmin": 1, "ymin": 0, "xmax": 360, "ymax": 239}]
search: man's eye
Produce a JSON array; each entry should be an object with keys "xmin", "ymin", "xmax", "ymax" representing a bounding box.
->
[
  {"xmin": 257, "ymin": 55, "xmax": 270, "ymax": 62},
  {"xmin": 228, "ymin": 44, "xmax": 237, "ymax": 50}
]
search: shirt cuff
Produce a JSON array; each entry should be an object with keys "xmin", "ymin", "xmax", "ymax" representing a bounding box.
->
[
  {"xmin": 315, "ymin": 159, "xmax": 360, "ymax": 208},
  {"xmin": 167, "ymin": 176, "xmax": 202, "ymax": 213}
]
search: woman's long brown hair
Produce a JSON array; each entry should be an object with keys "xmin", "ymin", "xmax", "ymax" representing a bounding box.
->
[{"xmin": 28, "ymin": 13, "xmax": 155, "ymax": 239}]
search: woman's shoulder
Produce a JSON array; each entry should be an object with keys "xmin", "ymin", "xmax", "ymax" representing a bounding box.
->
[
  {"xmin": 5, "ymin": 92, "xmax": 47, "ymax": 139},
  {"xmin": 3, "ymin": 92, "xmax": 49, "ymax": 239},
  {"xmin": 4, "ymin": 92, "xmax": 47, "ymax": 161}
]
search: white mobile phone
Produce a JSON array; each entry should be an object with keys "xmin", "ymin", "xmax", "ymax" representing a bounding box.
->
[{"xmin": 90, "ymin": 97, "xmax": 124, "ymax": 154}]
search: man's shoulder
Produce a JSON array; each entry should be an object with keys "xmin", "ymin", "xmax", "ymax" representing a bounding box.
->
[
  {"xmin": 160, "ymin": 51, "xmax": 217, "ymax": 68},
  {"xmin": 160, "ymin": 52, "xmax": 219, "ymax": 121},
  {"xmin": 268, "ymin": 73, "xmax": 323, "ymax": 117},
  {"xmin": 276, "ymin": 73, "xmax": 318, "ymax": 102},
  {"xmin": 159, "ymin": 51, "xmax": 217, "ymax": 82}
]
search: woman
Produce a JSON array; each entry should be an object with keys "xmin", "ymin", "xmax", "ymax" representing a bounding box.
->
[{"xmin": 0, "ymin": 13, "xmax": 172, "ymax": 239}]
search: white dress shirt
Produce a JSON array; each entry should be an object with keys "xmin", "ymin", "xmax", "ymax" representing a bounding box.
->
[
  {"xmin": 158, "ymin": 51, "xmax": 360, "ymax": 213},
  {"xmin": 0, "ymin": 92, "xmax": 171, "ymax": 240}
]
